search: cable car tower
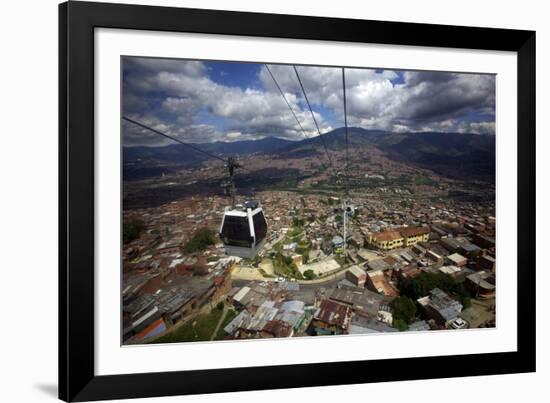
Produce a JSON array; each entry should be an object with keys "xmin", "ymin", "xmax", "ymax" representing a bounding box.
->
[
  {"xmin": 287, "ymin": 65, "xmax": 354, "ymax": 259},
  {"xmin": 341, "ymin": 67, "xmax": 354, "ymax": 257},
  {"xmin": 122, "ymin": 116, "xmax": 268, "ymax": 259},
  {"xmin": 221, "ymin": 156, "xmax": 239, "ymax": 208}
]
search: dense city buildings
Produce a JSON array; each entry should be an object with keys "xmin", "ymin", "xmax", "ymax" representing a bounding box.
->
[
  {"xmin": 121, "ymin": 160, "xmax": 497, "ymax": 344},
  {"xmin": 121, "ymin": 56, "xmax": 497, "ymax": 344}
]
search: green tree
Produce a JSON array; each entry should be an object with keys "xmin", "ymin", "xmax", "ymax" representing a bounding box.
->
[
  {"xmin": 460, "ymin": 296, "xmax": 472, "ymax": 309},
  {"xmin": 252, "ymin": 255, "xmax": 262, "ymax": 267},
  {"xmin": 123, "ymin": 218, "xmax": 145, "ymax": 245},
  {"xmin": 183, "ymin": 227, "xmax": 217, "ymax": 254},
  {"xmin": 393, "ymin": 318, "xmax": 409, "ymax": 331},
  {"xmin": 400, "ymin": 272, "xmax": 455, "ymax": 299},
  {"xmin": 303, "ymin": 269, "xmax": 315, "ymax": 280},
  {"xmin": 273, "ymin": 252, "xmax": 303, "ymax": 280},
  {"xmin": 390, "ymin": 296, "xmax": 417, "ymax": 324},
  {"xmin": 296, "ymin": 241, "xmax": 311, "ymax": 264}
]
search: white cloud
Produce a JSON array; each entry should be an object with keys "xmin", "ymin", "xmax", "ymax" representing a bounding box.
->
[
  {"xmin": 124, "ymin": 59, "xmax": 335, "ymax": 144},
  {"xmin": 123, "ymin": 57, "xmax": 495, "ymax": 146}
]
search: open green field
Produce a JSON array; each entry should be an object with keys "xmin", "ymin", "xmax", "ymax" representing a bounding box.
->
[
  {"xmin": 149, "ymin": 306, "xmax": 224, "ymax": 344},
  {"xmin": 214, "ymin": 309, "xmax": 237, "ymax": 340},
  {"xmin": 460, "ymin": 298, "xmax": 495, "ymax": 328}
]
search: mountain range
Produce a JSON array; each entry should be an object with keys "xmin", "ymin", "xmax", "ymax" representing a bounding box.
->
[{"xmin": 123, "ymin": 127, "xmax": 495, "ymax": 182}]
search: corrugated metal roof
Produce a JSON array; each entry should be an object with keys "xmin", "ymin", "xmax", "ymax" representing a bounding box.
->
[{"xmin": 233, "ymin": 286, "xmax": 251, "ymax": 303}]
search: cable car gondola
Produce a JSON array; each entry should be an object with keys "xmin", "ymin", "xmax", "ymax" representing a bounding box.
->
[
  {"xmin": 219, "ymin": 201, "xmax": 267, "ymax": 259},
  {"xmin": 122, "ymin": 117, "xmax": 269, "ymax": 259},
  {"xmin": 123, "ymin": 64, "xmax": 355, "ymax": 260}
]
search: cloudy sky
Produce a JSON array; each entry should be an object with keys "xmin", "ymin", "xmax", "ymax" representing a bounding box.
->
[{"xmin": 122, "ymin": 57, "xmax": 495, "ymax": 147}]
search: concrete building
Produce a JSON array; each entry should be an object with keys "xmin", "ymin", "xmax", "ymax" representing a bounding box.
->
[
  {"xmin": 466, "ymin": 271, "xmax": 496, "ymax": 298},
  {"xmin": 438, "ymin": 265, "xmax": 463, "ymax": 278},
  {"xmin": 365, "ymin": 270, "xmax": 399, "ymax": 297},
  {"xmin": 476, "ymin": 255, "xmax": 496, "ymax": 272},
  {"xmin": 399, "ymin": 226, "xmax": 430, "ymax": 247},
  {"xmin": 312, "ymin": 299, "xmax": 353, "ymax": 335},
  {"xmin": 368, "ymin": 226, "xmax": 430, "ymax": 250},
  {"xmin": 447, "ymin": 252, "xmax": 467, "ymax": 267},
  {"xmin": 349, "ymin": 315, "xmax": 398, "ymax": 334},
  {"xmin": 417, "ymin": 288, "xmax": 463, "ymax": 325},
  {"xmin": 329, "ymin": 286, "xmax": 384, "ymax": 318},
  {"xmin": 408, "ymin": 320, "xmax": 431, "ymax": 332},
  {"xmin": 346, "ymin": 265, "xmax": 367, "ymax": 287},
  {"xmin": 368, "ymin": 230, "xmax": 403, "ymax": 250},
  {"xmin": 331, "ymin": 235, "xmax": 344, "ymax": 253}
]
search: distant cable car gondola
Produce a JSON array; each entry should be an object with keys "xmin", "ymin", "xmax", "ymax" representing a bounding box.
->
[
  {"xmin": 219, "ymin": 201, "xmax": 267, "ymax": 259},
  {"xmin": 122, "ymin": 117, "xmax": 269, "ymax": 259}
]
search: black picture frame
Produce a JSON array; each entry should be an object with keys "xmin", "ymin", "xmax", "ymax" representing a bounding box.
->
[{"xmin": 59, "ymin": 1, "xmax": 536, "ymax": 401}]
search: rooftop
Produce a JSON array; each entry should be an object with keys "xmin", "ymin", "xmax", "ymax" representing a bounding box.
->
[
  {"xmin": 447, "ymin": 253, "xmax": 467, "ymax": 264},
  {"xmin": 313, "ymin": 299, "xmax": 353, "ymax": 329},
  {"xmin": 347, "ymin": 265, "xmax": 366, "ymax": 278},
  {"xmin": 418, "ymin": 288, "xmax": 463, "ymax": 321},
  {"xmin": 466, "ymin": 271, "xmax": 496, "ymax": 290},
  {"xmin": 400, "ymin": 226, "xmax": 430, "ymax": 237},
  {"xmin": 373, "ymin": 231, "xmax": 403, "ymax": 242},
  {"xmin": 329, "ymin": 287, "xmax": 383, "ymax": 317}
]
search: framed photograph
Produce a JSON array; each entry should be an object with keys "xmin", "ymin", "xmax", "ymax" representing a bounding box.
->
[{"xmin": 59, "ymin": 1, "xmax": 536, "ymax": 401}]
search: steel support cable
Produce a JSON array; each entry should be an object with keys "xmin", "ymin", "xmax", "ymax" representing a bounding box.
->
[
  {"xmin": 122, "ymin": 116, "xmax": 250, "ymax": 172},
  {"xmin": 342, "ymin": 68, "xmax": 350, "ymax": 196},
  {"xmin": 292, "ymin": 65, "xmax": 335, "ymax": 171},
  {"xmin": 264, "ymin": 64, "xmax": 310, "ymax": 141}
]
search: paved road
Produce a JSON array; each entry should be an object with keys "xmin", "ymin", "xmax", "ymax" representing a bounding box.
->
[{"xmin": 232, "ymin": 269, "xmax": 347, "ymax": 290}]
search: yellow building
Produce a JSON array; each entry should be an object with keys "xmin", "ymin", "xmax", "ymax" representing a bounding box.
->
[
  {"xmin": 400, "ymin": 226, "xmax": 430, "ymax": 246},
  {"xmin": 369, "ymin": 226, "xmax": 430, "ymax": 250},
  {"xmin": 368, "ymin": 231, "xmax": 404, "ymax": 250}
]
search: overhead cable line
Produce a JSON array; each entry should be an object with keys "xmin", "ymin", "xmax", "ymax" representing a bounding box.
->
[
  {"xmin": 292, "ymin": 65, "xmax": 334, "ymax": 170},
  {"xmin": 122, "ymin": 116, "xmax": 250, "ymax": 172},
  {"xmin": 342, "ymin": 67, "xmax": 350, "ymax": 195},
  {"xmin": 264, "ymin": 64, "xmax": 310, "ymax": 140}
]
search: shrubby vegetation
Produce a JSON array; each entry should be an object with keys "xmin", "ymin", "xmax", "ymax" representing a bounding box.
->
[
  {"xmin": 183, "ymin": 227, "xmax": 217, "ymax": 254},
  {"xmin": 414, "ymin": 175, "xmax": 438, "ymax": 186},
  {"xmin": 214, "ymin": 309, "xmax": 237, "ymax": 340},
  {"xmin": 398, "ymin": 272, "xmax": 473, "ymax": 310},
  {"xmin": 123, "ymin": 218, "xmax": 145, "ymax": 245},
  {"xmin": 392, "ymin": 318, "xmax": 409, "ymax": 331},
  {"xmin": 454, "ymin": 282, "xmax": 472, "ymax": 308},
  {"xmin": 399, "ymin": 272, "xmax": 455, "ymax": 299},
  {"xmin": 150, "ymin": 305, "xmax": 224, "ymax": 343},
  {"xmin": 295, "ymin": 240, "xmax": 311, "ymax": 264},
  {"xmin": 273, "ymin": 253, "xmax": 303, "ymax": 280},
  {"xmin": 390, "ymin": 296, "xmax": 417, "ymax": 325},
  {"xmin": 258, "ymin": 268, "xmax": 275, "ymax": 278}
]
